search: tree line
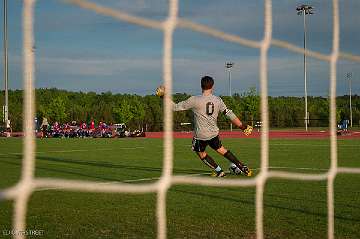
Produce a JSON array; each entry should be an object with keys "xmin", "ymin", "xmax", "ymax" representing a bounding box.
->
[{"xmin": 1, "ymin": 88, "xmax": 359, "ymax": 131}]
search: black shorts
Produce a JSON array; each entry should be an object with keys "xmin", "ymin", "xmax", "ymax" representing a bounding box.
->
[{"xmin": 192, "ymin": 135, "xmax": 222, "ymax": 152}]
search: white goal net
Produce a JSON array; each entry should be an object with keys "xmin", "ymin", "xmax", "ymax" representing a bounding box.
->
[{"xmin": 1, "ymin": 0, "xmax": 360, "ymax": 239}]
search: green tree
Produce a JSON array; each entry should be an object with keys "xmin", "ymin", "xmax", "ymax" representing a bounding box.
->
[
  {"xmin": 113, "ymin": 99, "xmax": 133, "ymax": 125},
  {"xmin": 113, "ymin": 96, "xmax": 145, "ymax": 128},
  {"xmin": 130, "ymin": 96, "xmax": 146, "ymax": 127},
  {"xmin": 48, "ymin": 96, "xmax": 68, "ymax": 123},
  {"xmin": 143, "ymin": 95, "xmax": 163, "ymax": 131},
  {"xmin": 242, "ymin": 87, "xmax": 260, "ymax": 126},
  {"xmin": 3, "ymin": 88, "xmax": 360, "ymax": 132}
]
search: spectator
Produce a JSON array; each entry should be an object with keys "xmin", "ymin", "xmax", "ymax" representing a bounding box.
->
[
  {"xmin": 40, "ymin": 117, "xmax": 49, "ymax": 138},
  {"xmin": 90, "ymin": 119, "xmax": 95, "ymax": 130},
  {"xmin": 34, "ymin": 117, "xmax": 39, "ymax": 133},
  {"xmin": 5, "ymin": 119, "xmax": 12, "ymax": 137}
]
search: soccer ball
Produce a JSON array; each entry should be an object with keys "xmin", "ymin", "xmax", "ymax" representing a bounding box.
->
[{"xmin": 155, "ymin": 85, "xmax": 165, "ymax": 97}]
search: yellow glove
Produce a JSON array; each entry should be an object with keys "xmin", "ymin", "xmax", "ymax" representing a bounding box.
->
[
  {"xmin": 155, "ymin": 85, "xmax": 165, "ymax": 97},
  {"xmin": 243, "ymin": 125, "xmax": 253, "ymax": 136}
]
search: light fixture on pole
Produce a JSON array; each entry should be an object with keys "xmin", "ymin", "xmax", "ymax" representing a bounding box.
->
[
  {"xmin": 296, "ymin": 4, "xmax": 314, "ymax": 131},
  {"xmin": 225, "ymin": 62, "xmax": 234, "ymax": 131},
  {"xmin": 225, "ymin": 62, "xmax": 234, "ymax": 97},
  {"xmin": 346, "ymin": 72, "xmax": 353, "ymax": 127}
]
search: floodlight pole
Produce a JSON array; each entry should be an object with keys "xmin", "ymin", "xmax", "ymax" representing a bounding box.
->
[
  {"xmin": 225, "ymin": 62, "xmax": 234, "ymax": 96},
  {"xmin": 225, "ymin": 62, "xmax": 234, "ymax": 131},
  {"xmin": 3, "ymin": 0, "xmax": 9, "ymax": 129},
  {"xmin": 297, "ymin": 4, "xmax": 314, "ymax": 131},
  {"xmin": 303, "ymin": 10, "xmax": 308, "ymax": 131},
  {"xmin": 347, "ymin": 72, "xmax": 353, "ymax": 127}
]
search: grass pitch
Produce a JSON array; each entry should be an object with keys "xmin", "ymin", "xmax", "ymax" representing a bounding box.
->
[{"xmin": 0, "ymin": 137, "xmax": 359, "ymax": 239}]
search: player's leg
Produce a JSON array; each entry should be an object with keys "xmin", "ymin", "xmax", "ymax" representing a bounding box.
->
[
  {"xmin": 220, "ymin": 147, "xmax": 252, "ymax": 176},
  {"xmin": 208, "ymin": 136, "xmax": 252, "ymax": 176},
  {"xmin": 195, "ymin": 151, "xmax": 218, "ymax": 171},
  {"xmin": 192, "ymin": 138, "xmax": 225, "ymax": 177}
]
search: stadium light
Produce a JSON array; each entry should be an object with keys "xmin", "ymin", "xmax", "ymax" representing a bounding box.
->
[
  {"xmin": 296, "ymin": 4, "xmax": 314, "ymax": 131},
  {"xmin": 346, "ymin": 72, "xmax": 353, "ymax": 127},
  {"xmin": 225, "ymin": 62, "xmax": 234, "ymax": 131},
  {"xmin": 3, "ymin": 0, "xmax": 9, "ymax": 131}
]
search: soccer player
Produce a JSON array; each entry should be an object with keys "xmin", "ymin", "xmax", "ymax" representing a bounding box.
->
[{"xmin": 156, "ymin": 75, "xmax": 253, "ymax": 177}]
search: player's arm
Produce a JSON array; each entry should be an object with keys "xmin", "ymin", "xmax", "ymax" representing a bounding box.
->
[
  {"xmin": 155, "ymin": 85, "xmax": 194, "ymax": 111},
  {"xmin": 229, "ymin": 116, "xmax": 252, "ymax": 135},
  {"xmin": 220, "ymin": 99, "xmax": 253, "ymax": 136},
  {"xmin": 172, "ymin": 97, "xmax": 195, "ymax": 111},
  {"xmin": 226, "ymin": 112, "xmax": 253, "ymax": 136}
]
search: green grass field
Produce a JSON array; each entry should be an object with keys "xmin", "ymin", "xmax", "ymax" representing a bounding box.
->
[{"xmin": 0, "ymin": 137, "xmax": 359, "ymax": 239}]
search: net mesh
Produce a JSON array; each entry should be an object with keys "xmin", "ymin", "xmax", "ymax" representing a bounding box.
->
[{"xmin": 1, "ymin": 0, "xmax": 360, "ymax": 239}]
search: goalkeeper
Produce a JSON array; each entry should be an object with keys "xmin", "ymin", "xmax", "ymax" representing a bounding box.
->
[{"xmin": 156, "ymin": 75, "xmax": 253, "ymax": 177}]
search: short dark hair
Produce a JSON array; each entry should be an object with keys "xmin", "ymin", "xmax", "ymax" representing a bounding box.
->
[{"xmin": 201, "ymin": 76, "xmax": 214, "ymax": 90}]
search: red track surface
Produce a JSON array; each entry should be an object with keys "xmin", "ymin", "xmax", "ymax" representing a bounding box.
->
[{"xmin": 145, "ymin": 130, "xmax": 360, "ymax": 139}]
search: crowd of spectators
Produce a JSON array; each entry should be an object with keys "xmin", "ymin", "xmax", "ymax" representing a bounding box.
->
[{"xmin": 36, "ymin": 117, "xmax": 144, "ymax": 138}]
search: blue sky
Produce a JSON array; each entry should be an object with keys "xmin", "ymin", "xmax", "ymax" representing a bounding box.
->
[{"xmin": 1, "ymin": 0, "xmax": 359, "ymax": 96}]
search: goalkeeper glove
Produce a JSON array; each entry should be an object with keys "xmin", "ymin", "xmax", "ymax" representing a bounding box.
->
[
  {"xmin": 243, "ymin": 125, "xmax": 253, "ymax": 136},
  {"xmin": 155, "ymin": 85, "xmax": 165, "ymax": 98}
]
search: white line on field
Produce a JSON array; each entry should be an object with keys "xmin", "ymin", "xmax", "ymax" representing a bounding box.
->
[
  {"xmin": 177, "ymin": 143, "xmax": 359, "ymax": 148},
  {"xmin": 34, "ymin": 173, "xmax": 209, "ymax": 192},
  {"xmin": 1, "ymin": 142, "xmax": 358, "ymax": 156},
  {"xmin": 265, "ymin": 166, "xmax": 329, "ymax": 171},
  {"xmin": 112, "ymin": 166, "xmax": 330, "ymax": 184},
  {"xmin": 33, "ymin": 166, "xmax": 330, "ymax": 192},
  {"xmin": 270, "ymin": 143, "xmax": 359, "ymax": 147}
]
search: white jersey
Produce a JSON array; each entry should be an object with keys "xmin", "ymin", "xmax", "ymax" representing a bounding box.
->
[{"xmin": 172, "ymin": 94, "xmax": 236, "ymax": 140}]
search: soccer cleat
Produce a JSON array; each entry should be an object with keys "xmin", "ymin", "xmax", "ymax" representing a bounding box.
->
[
  {"xmin": 230, "ymin": 164, "xmax": 253, "ymax": 176},
  {"xmin": 240, "ymin": 165, "xmax": 252, "ymax": 177},
  {"xmin": 229, "ymin": 163, "xmax": 242, "ymax": 175},
  {"xmin": 211, "ymin": 170, "xmax": 226, "ymax": 177}
]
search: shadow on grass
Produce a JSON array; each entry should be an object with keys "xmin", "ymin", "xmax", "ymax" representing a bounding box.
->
[
  {"xmin": 0, "ymin": 154, "xmax": 208, "ymax": 182},
  {"xmin": 3, "ymin": 154, "xmax": 357, "ymax": 223},
  {"xmin": 171, "ymin": 188, "xmax": 360, "ymax": 223},
  {"xmin": 34, "ymin": 155, "xmax": 207, "ymax": 175},
  {"xmin": 0, "ymin": 156, "xmax": 123, "ymax": 182}
]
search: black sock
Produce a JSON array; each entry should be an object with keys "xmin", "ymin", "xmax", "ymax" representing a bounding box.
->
[
  {"xmin": 224, "ymin": 150, "xmax": 244, "ymax": 168},
  {"xmin": 201, "ymin": 155, "xmax": 219, "ymax": 170}
]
